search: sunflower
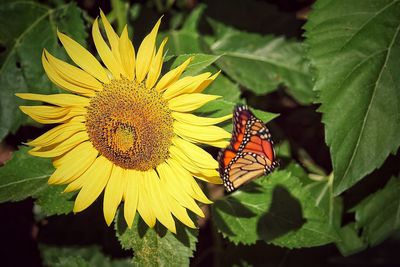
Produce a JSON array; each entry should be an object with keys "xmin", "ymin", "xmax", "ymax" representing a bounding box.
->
[{"xmin": 16, "ymin": 11, "xmax": 231, "ymax": 233}]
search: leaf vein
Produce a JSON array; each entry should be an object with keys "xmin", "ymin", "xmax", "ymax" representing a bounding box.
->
[
  {"xmin": 339, "ymin": 23, "xmax": 400, "ymax": 187},
  {"xmin": 0, "ymin": 175, "xmax": 48, "ymax": 189}
]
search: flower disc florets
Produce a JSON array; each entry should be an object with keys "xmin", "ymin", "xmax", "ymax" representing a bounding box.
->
[{"xmin": 86, "ymin": 78, "xmax": 173, "ymax": 170}]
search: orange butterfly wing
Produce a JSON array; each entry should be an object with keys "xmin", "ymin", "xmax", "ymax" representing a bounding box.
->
[{"xmin": 218, "ymin": 105, "xmax": 278, "ymax": 192}]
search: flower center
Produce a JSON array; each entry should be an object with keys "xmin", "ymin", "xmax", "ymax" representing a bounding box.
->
[{"xmin": 86, "ymin": 78, "xmax": 173, "ymax": 171}]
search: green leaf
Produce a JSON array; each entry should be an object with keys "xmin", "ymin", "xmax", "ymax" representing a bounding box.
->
[
  {"xmin": 208, "ymin": 20, "xmax": 314, "ymax": 104},
  {"xmin": 305, "ymin": 174, "xmax": 343, "ymax": 228},
  {"xmin": 160, "ymin": 5, "xmax": 206, "ymax": 55},
  {"xmin": 352, "ymin": 177, "xmax": 400, "ymax": 246},
  {"xmin": 212, "ymin": 170, "xmax": 339, "ymax": 248},
  {"xmin": 35, "ymin": 185, "xmax": 75, "ymax": 217},
  {"xmin": 335, "ymin": 223, "xmax": 367, "ymax": 257},
  {"xmin": 166, "ymin": 53, "xmax": 221, "ymax": 77},
  {"xmin": 115, "ymin": 211, "xmax": 198, "ymax": 266},
  {"xmin": 0, "ymin": 147, "xmax": 74, "ymax": 216},
  {"xmin": 40, "ymin": 244, "xmax": 132, "ymax": 267},
  {"xmin": 274, "ymin": 140, "xmax": 291, "ymax": 158},
  {"xmin": 0, "ymin": 2, "xmax": 87, "ymax": 140},
  {"xmin": 304, "ymin": 0, "xmax": 400, "ymax": 194},
  {"xmin": 0, "ymin": 147, "xmax": 53, "ymax": 202}
]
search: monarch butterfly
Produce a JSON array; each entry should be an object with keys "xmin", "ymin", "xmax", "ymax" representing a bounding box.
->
[{"xmin": 218, "ymin": 105, "xmax": 279, "ymax": 192}]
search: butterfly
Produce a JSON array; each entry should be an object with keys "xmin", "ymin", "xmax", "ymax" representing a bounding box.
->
[{"xmin": 218, "ymin": 105, "xmax": 279, "ymax": 192}]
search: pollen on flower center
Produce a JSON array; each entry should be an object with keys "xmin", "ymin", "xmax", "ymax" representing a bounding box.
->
[
  {"xmin": 86, "ymin": 78, "xmax": 174, "ymax": 171},
  {"xmin": 112, "ymin": 124, "xmax": 136, "ymax": 153}
]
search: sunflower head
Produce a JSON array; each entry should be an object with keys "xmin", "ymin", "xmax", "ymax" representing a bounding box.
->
[
  {"xmin": 85, "ymin": 77, "xmax": 174, "ymax": 170},
  {"xmin": 17, "ymin": 10, "xmax": 231, "ymax": 233}
]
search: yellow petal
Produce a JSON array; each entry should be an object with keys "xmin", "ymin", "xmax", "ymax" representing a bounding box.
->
[
  {"xmin": 172, "ymin": 112, "xmax": 231, "ymax": 126},
  {"xmin": 194, "ymin": 70, "xmax": 221, "ymax": 93},
  {"xmin": 137, "ymin": 171, "xmax": 156, "ymax": 228},
  {"xmin": 124, "ymin": 169, "xmax": 139, "ymax": 227},
  {"xmin": 119, "ymin": 26, "xmax": 135, "ymax": 80},
  {"xmin": 168, "ymin": 93, "xmax": 220, "ymax": 112},
  {"xmin": 73, "ymin": 156, "xmax": 112, "ymax": 212},
  {"xmin": 167, "ymin": 158, "xmax": 212, "ymax": 204},
  {"xmin": 52, "ymin": 140, "xmax": 90, "ymax": 167},
  {"xmin": 49, "ymin": 142, "xmax": 98, "ymax": 184},
  {"xmin": 147, "ymin": 169, "xmax": 176, "ymax": 233},
  {"xmin": 175, "ymin": 136, "xmax": 229, "ymax": 148},
  {"xmin": 42, "ymin": 52, "xmax": 96, "ymax": 97},
  {"xmin": 28, "ymin": 131, "xmax": 89, "ymax": 158},
  {"xmin": 174, "ymin": 121, "xmax": 231, "ymax": 144},
  {"xmin": 27, "ymin": 121, "xmax": 85, "ymax": 147},
  {"xmin": 69, "ymin": 115, "xmax": 86, "ymax": 123},
  {"xmin": 199, "ymin": 139, "xmax": 229, "ymax": 148},
  {"xmin": 20, "ymin": 105, "xmax": 69, "ymax": 118},
  {"xmin": 135, "ymin": 18, "xmax": 161, "ymax": 83},
  {"xmin": 146, "ymin": 37, "xmax": 168, "ymax": 89},
  {"xmin": 156, "ymin": 162, "xmax": 204, "ymax": 217},
  {"xmin": 164, "ymin": 193, "xmax": 196, "ymax": 229},
  {"xmin": 19, "ymin": 106, "xmax": 86, "ymax": 124},
  {"xmin": 92, "ymin": 18, "xmax": 124, "ymax": 79},
  {"xmin": 44, "ymin": 50, "xmax": 103, "ymax": 91},
  {"xmin": 169, "ymin": 146, "xmax": 222, "ymax": 184},
  {"xmin": 99, "ymin": 9, "xmax": 122, "ymax": 65},
  {"xmin": 57, "ymin": 30, "xmax": 109, "ymax": 83},
  {"xmin": 63, "ymin": 154, "xmax": 97, "ymax": 193},
  {"xmin": 172, "ymin": 137, "xmax": 218, "ymax": 169},
  {"xmin": 193, "ymin": 174, "xmax": 223, "ymax": 184},
  {"xmin": 16, "ymin": 93, "xmax": 90, "ymax": 107},
  {"xmin": 103, "ymin": 165, "xmax": 126, "ymax": 225},
  {"xmin": 162, "ymin": 73, "xmax": 211, "ymax": 100},
  {"xmin": 155, "ymin": 57, "xmax": 192, "ymax": 92}
]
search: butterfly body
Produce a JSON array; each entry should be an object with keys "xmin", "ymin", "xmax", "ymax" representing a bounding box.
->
[{"xmin": 218, "ymin": 105, "xmax": 278, "ymax": 192}]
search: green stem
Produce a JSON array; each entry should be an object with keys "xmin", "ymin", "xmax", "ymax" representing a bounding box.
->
[{"xmin": 111, "ymin": 0, "xmax": 127, "ymax": 34}]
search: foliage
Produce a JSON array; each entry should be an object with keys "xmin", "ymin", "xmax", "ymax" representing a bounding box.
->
[
  {"xmin": 212, "ymin": 170, "xmax": 339, "ymax": 247},
  {"xmin": 115, "ymin": 212, "xmax": 197, "ymax": 266},
  {"xmin": 1, "ymin": 0, "xmax": 399, "ymax": 266},
  {"xmin": 207, "ymin": 19, "xmax": 315, "ymax": 104},
  {"xmin": 305, "ymin": 0, "xmax": 400, "ymax": 195},
  {"xmin": 40, "ymin": 245, "xmax": 132, "ymax": 267},
  {"xmin": 0, "ymin": 1, "xmax": 87, "ymax": 140}
]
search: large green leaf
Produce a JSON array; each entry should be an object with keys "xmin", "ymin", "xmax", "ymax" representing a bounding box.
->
[
  {"xmin": 304, "ymin": 0, "xmax": 400, "ymax": 194},
  {"xmin": 0, "ymin": 1, "xmax": 87, "ymax": 140},
  {"xmin": 351, "ymin": 177, "xmax": 400, "ymax": 246},
  {"xmin": 40, "ymin": 245, "xmax": 132, "ymax": 267},
  {"xmin": 212, "ymin": 170, "xmax": 338, "ymax": 247},
  {"xmin": 0, "ymin": 147, "xmax": 73, "ymax": 215},
  {"xmin": 207, "ymin": 20, "xmax": 314, "ymax": 104},
  {"xmin": 115, "ymin": 212, "xmax": 197, "ymax": 266}
]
